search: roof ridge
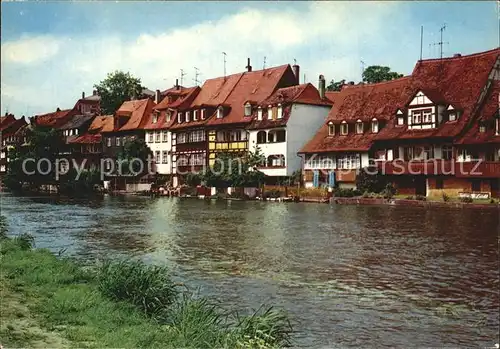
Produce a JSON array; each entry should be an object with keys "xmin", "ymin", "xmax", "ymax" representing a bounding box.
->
[
  {"xmin": 417, "ymin": 47, "xmax": 500, "ymax": 64},
  {"xmin": 341, "ymin": 76, "xmax": 412, "ymax": 90}
]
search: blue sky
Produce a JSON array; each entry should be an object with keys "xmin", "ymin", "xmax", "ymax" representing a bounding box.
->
[{"xmin": 1, "ymin": 1, "xmax": 498, "ymax": 116}]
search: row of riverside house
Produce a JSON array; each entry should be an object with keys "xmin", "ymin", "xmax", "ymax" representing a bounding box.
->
[
  {"xmin": 300, "ymin": 48, "xmax": 500, "ymax": 199},
  {"xmin": 2, "ymin": 48, "xmax": 499, "ymax": 198}
]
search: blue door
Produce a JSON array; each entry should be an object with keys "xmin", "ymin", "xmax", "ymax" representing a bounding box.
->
[
  {"xmin": 313, "ymin": 170, "xmax": 319, "ymax": 188},
  {"xmin": 328, "ymin": 171, "xmax": 335, "ymax": 188}
]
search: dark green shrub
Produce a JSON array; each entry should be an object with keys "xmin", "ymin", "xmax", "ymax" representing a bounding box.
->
[
  {"xmin": 415, "ymin": 195, "xmax": 426, "ymax": 201},
  {"xmin": 263, "ymin": 189, "xmax": 282, "ymax": 199},
  {"xmin": 356, "ymin": 167, "xmax": 387, "ymax": 194},
  {"xmin": 382, "ymin": 183, "xmax": 396, "ymax": 199},
  {"xmin": 442, "ymin": 192, "xmax": 450, "ymax": 202},
  {"xmin": 334, "ymin": 188, "xmax": 361, "ymax": 197},
  {"xmin": 459, "ymin": 196, "xmax": 473, "ymax": 203}
]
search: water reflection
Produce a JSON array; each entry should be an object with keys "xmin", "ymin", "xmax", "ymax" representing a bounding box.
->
[{"xmin": 1, "ymin": 193, "xmax": 498, "ymax": 348}]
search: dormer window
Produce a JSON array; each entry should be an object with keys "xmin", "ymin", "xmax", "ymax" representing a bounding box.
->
[
  {"xmin": 340, "ymin": 121, "xmax": 348, "ymax": 135},
  {"xmin": 479, "ymin": 121, "xmax": 486, "ymax": 133},
  {"xmin": 193, "ymin": 110, "xmax": 198, "ymax": 121},
  {"xmin": 496, "ymin": 116, "xmax": 500, "ymax": 136},
  {"xmin": 244, "ymin": 102, "xmax": 252, "ymax": 116},
  {"xmin": 396, "ymin": 109, "xmax": 404, "ymax": 126},
  {"xmin": 178, "ymin": 112, "xmax": 183, "ymax": 123},
  {"xmin": 186, "ymin": 111, "xmax": 191, "ymax": 122},
  {"xmin": 257, "ymin": 107, "xmax": 263, "ymax": 121},
  {"xmin": 277, "ymin": 104, "xmax": 283, "ymax": 119},
  {"xmin": 447, "ymin": 105, "xmax": 457, "ymax": 121},
  {"xmin": 201, "ymin": 109, "xmax": 206, "ymax": 120},
  {"xmin": 166, "ymin": 111, "xmax": 172, "ymax": 122},
  {"xmin": 268, "ymin": 105, "xmax": 273, "ymax": 120},
  {"xmin": 152, "ymin": 113, "xmax": 158, "ymax": 124},
  {"xmin": 328, "ymin": 121, "xmax": 335, "ymax": 136},
  {"xmin": 371, "ymin": 118, "xmax": 379, "ymax": 133},
  {"xmin": 217, "ymin": 106, "xmax": 223, "ymax": 119},
  {"xmin": 356, "ymin": 120, "xmax": 363, "ymax": 134}
]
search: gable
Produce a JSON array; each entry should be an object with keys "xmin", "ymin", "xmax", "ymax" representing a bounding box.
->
[{"xmin": 409, "ymin": 91, "xmax": 433, "ymax": 106}]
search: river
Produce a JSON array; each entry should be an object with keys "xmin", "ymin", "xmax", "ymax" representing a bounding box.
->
[{"xmin": 1, "ymin": 192, "xmax": 498, "ymax": 348}]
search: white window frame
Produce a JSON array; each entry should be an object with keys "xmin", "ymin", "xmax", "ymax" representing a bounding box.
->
[
  {"xmin": 155, "ymin": 131, "xmax": 161, "ymax": 142},
  {"xmin": 328, "ymin": 122, "xmax": 335, "ymax": 136},
  {"xmin": 166, "ymin": 111, "xmax": 172, "ymax": 122},
  {"xmin": 186, "ymin": 111, "xmax": 191, "ymax": 122},
  {"xmin": 267, "ymin": 105, "xmax": 273, "ymax": 120},
  {"xmin": 193, "ymin": 110, "xmax": 198, "ymax": 121},
  {"xmin": 244, "ymin": 103, "xmax": 252, "ymax": 117},
  {"xmin": 178, "ymin": 112, "xmax": 183, "ymax": 123},
  {"xmin": 201, "ymin": 109, "xmax": 206, "ymax": 120},
  {"xmin": 152, "ymin": 114, "xmax": 158, "ymax": 124},
  {"xmin": 217, "ymin": 107, "xmax": 223, "ymax": 119},
  {"xmin": 162, "ymin": 131, "xmax": 168, "ymax": 142},
  {"xmin": 107, "ymin": 137, "xmax": 111, "ymax": 147},
  {"xmin": 449, "ymin": 112, "xmax": 457, "ymax": 122},
  {"xmin": 257, "ymin": 107, "xmax": 263, "ymax": 121},
  {"xmin": 116, "ymin": 137, "xmax": 121, "ymax": 147},
  {"xmin": 442, "ymin": 145, "xmax": 453, "ymax": 160},
  {"xmin": 189, "ymin": 130, "xmax": 205, "ymax": 143},
  {"xmin": 340, "ymin": 121, "xmax": 348, "ymax": 135},
  {"xmin": 397, "ymin": 116, "xmax": 404, "ymax": 126},
  {"xmin": 148, "ymin": 132, "xmax": 154, "ymax": 143},
  {"xmin": 371, "ymin": 118, "xmax": 379, "ymax": 133},
  {"xmin": 496, "ymin": 118, "xmax": 499, "ymax": 136},
  {"xmin": 177, "ymin": 133, "xmax": 187, "ymax": 144},
  {"xmin": 277, "ymin": 104, "xmax": 283, "ymax": 119},
  {"xmin": 155, "ymin": 151, "xmax": 160, "ymax": 163},
  {"xmin": 356, "ymin": 120, "xmax": 363, "ymax": 134},
  {"xmin": 162, "ymin": 151, "xmax": 168, "ymax": 164}
]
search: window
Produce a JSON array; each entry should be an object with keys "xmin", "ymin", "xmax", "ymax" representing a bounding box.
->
[
  {"xmin": 189, "ymin": 153, "xmax": 205, "ymax": 166},
  {"xmin": 442, "ymin": 145, "xmax": 453, "ymax": 160},
  {"xmin": 267, "ymin": 155, "xmax": 285, "ymax": 167},
  {"xmin": 189, "ymin": 130, "xmax": 205, "ymax": 143},
  {"xmin": 155, "ymin": 151, "xmax": 160, "ymax": 163},
  {"xmin": 496, "ymin": 118, "xmax": 500, "ymax": 135},
  {"xmin": 166, "ymin": 111, "xmax": 172, "ymax": 122},
  {"xmin": 277, "ymin": 104, "xmax": 283, "ymax": 119},
  {"xmin": 412, "ymin": 110, "xmax": 422, "ymax": 124},
  {"xmin": 186, "ymin": 111, "xmax": 190, "ymax": 122},
  {"xmin": 217, "ymin": 107, "xmax": 223, "ymax": 119},
  {"xmin": 177, "ymin": 133, "xmax": 187, "ymax": 144},
  {"xmin": 404, "ymin": 147, "xmax": 414, "ymax": 161},
  {"xmin": 107, "ymin": 137, "xmax": 111, "ymax": 147},
  {"xmin": 268, "ymin": 105, "xmax": 273, "ymax": 120},
  {"xmin": 276, "ymin": 130, "xmax": 286, "ymax": 142},
  {"xmin": 449, "ymin": 112, "xmax": 457, "ymax": 122},
  {"xmin": 257, "ymin": 107, "xmax": 263, "ymax": 121},
  {"xmin": 244, "ymin": 103, "xmax": 252, "ymax": 116},
  {"xmin": 162, "ymin": 151, "xmax": 168, "ymax": 164},
  {"xmin": 371, "ymin": 119, "xmax": 379, "ymax": 133},
  {"xmin": 423, "ymin": 146, "xmax": 434, "ymax": 160},
  {"xmin": 436, "ymin": 178, "xmax": 444, "ymax": 189},
  {"xmin": 422, "ymin": 109, "xmax": 432, "ymax": 123},
  {"xmin": 201, "ymin": 109, "xmax": 206, "ymax": 120},
  {"xmin": 328, "ymin": 122, "xmax": 335, "ymax": 136},
  {"xmin": 471, "ymin": 179, "xmax": 481, "ymax": 192},
  {"xmin": 177, "ymin": 155, "xmax": 188, "ymax": 166},
  {"xmin": 337, "ymin": 154, "xmax": 361, "ymax": 169},
  {"xmin": 116, "ymin": 137, "xmax": 121, "ymax": 146},
  {"xmin": 356, "ymin": 120, "xmax": 363, "ymax": 134},
  {"xmin": 397, "ymin": 116, "xmax": 404, "ymax": 126},
  {"xmin": 193, "ymin": 110, "xmax": 198, "ymax": 121},
  {"xmin": 155, "ymin": 132, "xmax": 161, "ymax": 142},
  {"xmin": 148, "ymin": 132, "xmax": 154, "ymax": 142},
  {"xmin": 257, "ymin": 131, "xmax": 266, "ymax": 144},
  {"xmin": 479, "ymin": 122, "xmax": 486, "ymax": 133},
  {"xmin": 230, "ymin": 130, "xmax": 242, "ymax": 141},
  {"xmin": 162, "ymin": 131, "xmax": 168, "ymax": 142},
  {"xmin": 340, "ymin": 121, "xmax": 348, "ymax": 135},
  {"xmin": 152, "ymin": 114, "xmax": 158, "ymax": 124},
  {"xmin": 178, "ymin": 112, "xmax": 183, "ymax": 123}
]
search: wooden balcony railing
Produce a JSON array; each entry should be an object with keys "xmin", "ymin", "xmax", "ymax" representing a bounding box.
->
[{"xmin": 376, "ymin": 159, "xmax": 500, "ymax": 177}]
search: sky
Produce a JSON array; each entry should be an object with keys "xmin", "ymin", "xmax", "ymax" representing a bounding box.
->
[{"xmin": 1, "ymin": 1, "xmax": 498, "ymax": 117}]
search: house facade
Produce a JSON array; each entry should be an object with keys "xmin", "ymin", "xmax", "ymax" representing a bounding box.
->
[
  {"xmin": 247, "ymin": 81, "xmax": 332, "ymax": 183},
  {"xmin": 300, "ymin": 48, "xmax": 500, "ymax": 198},
  {"xmin": 1, "ymin": 115, "xmax": 28, "ymax": 175}
]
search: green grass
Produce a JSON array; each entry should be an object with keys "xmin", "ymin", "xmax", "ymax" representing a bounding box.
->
[{"xmin": 0, "ymin": 233, "xmax": 292, "ymax": 348}]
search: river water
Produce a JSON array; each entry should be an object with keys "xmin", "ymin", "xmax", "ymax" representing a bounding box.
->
[{"xmin": 1, "ymin": 193, "xmax": 499, "ymax": 348}]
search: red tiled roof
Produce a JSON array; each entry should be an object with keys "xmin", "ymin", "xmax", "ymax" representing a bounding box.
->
[
  {"xmin": 69, "ymin": 133, "xmax": 102, "ymax": 144},
  {"xmin": 89, "ymin": 115, "xmax": 114, "ymax": 133},
  {"xmin": 34, "ymin": 108, "xmax": 78, "ymax": 128},
  {"xmin": 0, "ymin": 114, "xmax": 16, "ymax": 130},
  {"xmin": 456, "ymin": 80, "xmax": 500, "ymax": 145},
  {"xmin": 1, "ymin": 116, "xmax": 28, "ymax": 137},
  {"xmin": 247, "ymin": 84, "xmax": 332, "ymax": 130},
  {"xmin": 154, "ymin": 86, "xmax": 199, "ymax": 111},
  {"xmin": 114, "ymin": 98, "xmax": 156, "ymax": 131},
  {"xmin": 205, "ymin": 64, "xmax": 295, "ymax": 127}
]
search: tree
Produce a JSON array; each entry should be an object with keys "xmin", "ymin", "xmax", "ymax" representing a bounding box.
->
[
  {"xmin": 355, "ymin": 166, "xmax": 388, "ymax": 194},
  {"xmin": 94, "ymin": 71, "xmax": 144, "ymax": 114},
  {"xmin": 362, "ymin": 66, "xmax": 403, "ymax": 84},
  {"xmin": 326, "ymin": 79, "xmax": 346, "ymax": 92},
  {"xmin": 117, "ymin": 138, "xmax": 153, "ymax": 176}
]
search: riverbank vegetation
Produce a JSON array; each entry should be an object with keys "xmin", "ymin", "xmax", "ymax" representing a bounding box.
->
[{"xmin": 0, "ymin": 219, "xmax": 292, "ymax": 349}]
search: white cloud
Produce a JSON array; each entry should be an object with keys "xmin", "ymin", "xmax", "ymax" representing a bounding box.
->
[
  {"xmin": 1, "ymin": 35, "xmax": 62, "ymax": 65},
  {"xmin": 1, "ymin": 2, "xmax": 405, "ymax": 116}
]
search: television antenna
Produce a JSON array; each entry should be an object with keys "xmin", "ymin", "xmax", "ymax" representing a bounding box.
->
[
  {"xmin": 193, "ymin": 67, "xmax": 200, "ymax": 86},
  {"xmin": 263, "ymin": 56, "xmax": 266, "ymax": 69},
  {"xmin": 180, "ymin": 69, "xmax": 186, "ymax": 87},
  {"xmin": 222, "ymin": 52, "xmax": 227, "ymax": 78},
  {"xmin": 431, "ymin": 24, "xmax": 449, "ymax": 59}
]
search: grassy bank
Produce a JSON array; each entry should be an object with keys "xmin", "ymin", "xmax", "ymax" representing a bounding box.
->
[{"xmin": 0, "ymin": 223, "xmax": 292, "ymax": 348}]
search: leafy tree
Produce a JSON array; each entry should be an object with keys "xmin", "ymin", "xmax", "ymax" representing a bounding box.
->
[
  {"xmin": 94, "ymin": 71, "xmax": 144, "ymax": 114},
  {"xmin": 355, "ymin": 166, "xmax": 388, "ymax": 194},
  {"xmin": 200, "ymin": 146, "xmax": 266, "ymax": 188},
  {"xmin": 362, "ymin": 66, "xmax": 403, "ymax": 84},
  {"xmin": 117, "ymin": 138, "xmax": 153, "ymax": 176},
  {"xmin": 326, "ymin": 79, "xmax": 346, "ymax": 92}
]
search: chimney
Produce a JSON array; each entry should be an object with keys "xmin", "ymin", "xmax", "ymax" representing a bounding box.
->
[
  {"xmin": 348, "ymin": 81, "xmax": 355, "ymax": 86},
  {"xmin": 453, "ymin": 53, "xmax": 462, "ymax": 57},
  {"xmin": 292, "ymin": 64, "xmax": 300, "ymax": 85},
  {"xmin": 92, "ymin": 90, "xmax": 97, "ymax": 96},
  {"xmin": 175, "ymin": 79, "xmax": 179, "ymax": 90},
  {"xmin": 56, "ymin": 107, "xmax": 61, "ymax": 112},
  {"xmin": 318, "ymin": 74, "xmax": 326, "ymax": 99},
  {"xmin": 155, "ymin": 89, "xmax": 161, "ymax": 104},
  {"xmin": 246, "ymin": 58, "xmax": 252, "ymax": 72},
  {"xmin": 82, "ymin": 91, "xmax": 85, "ymax": 99}
]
